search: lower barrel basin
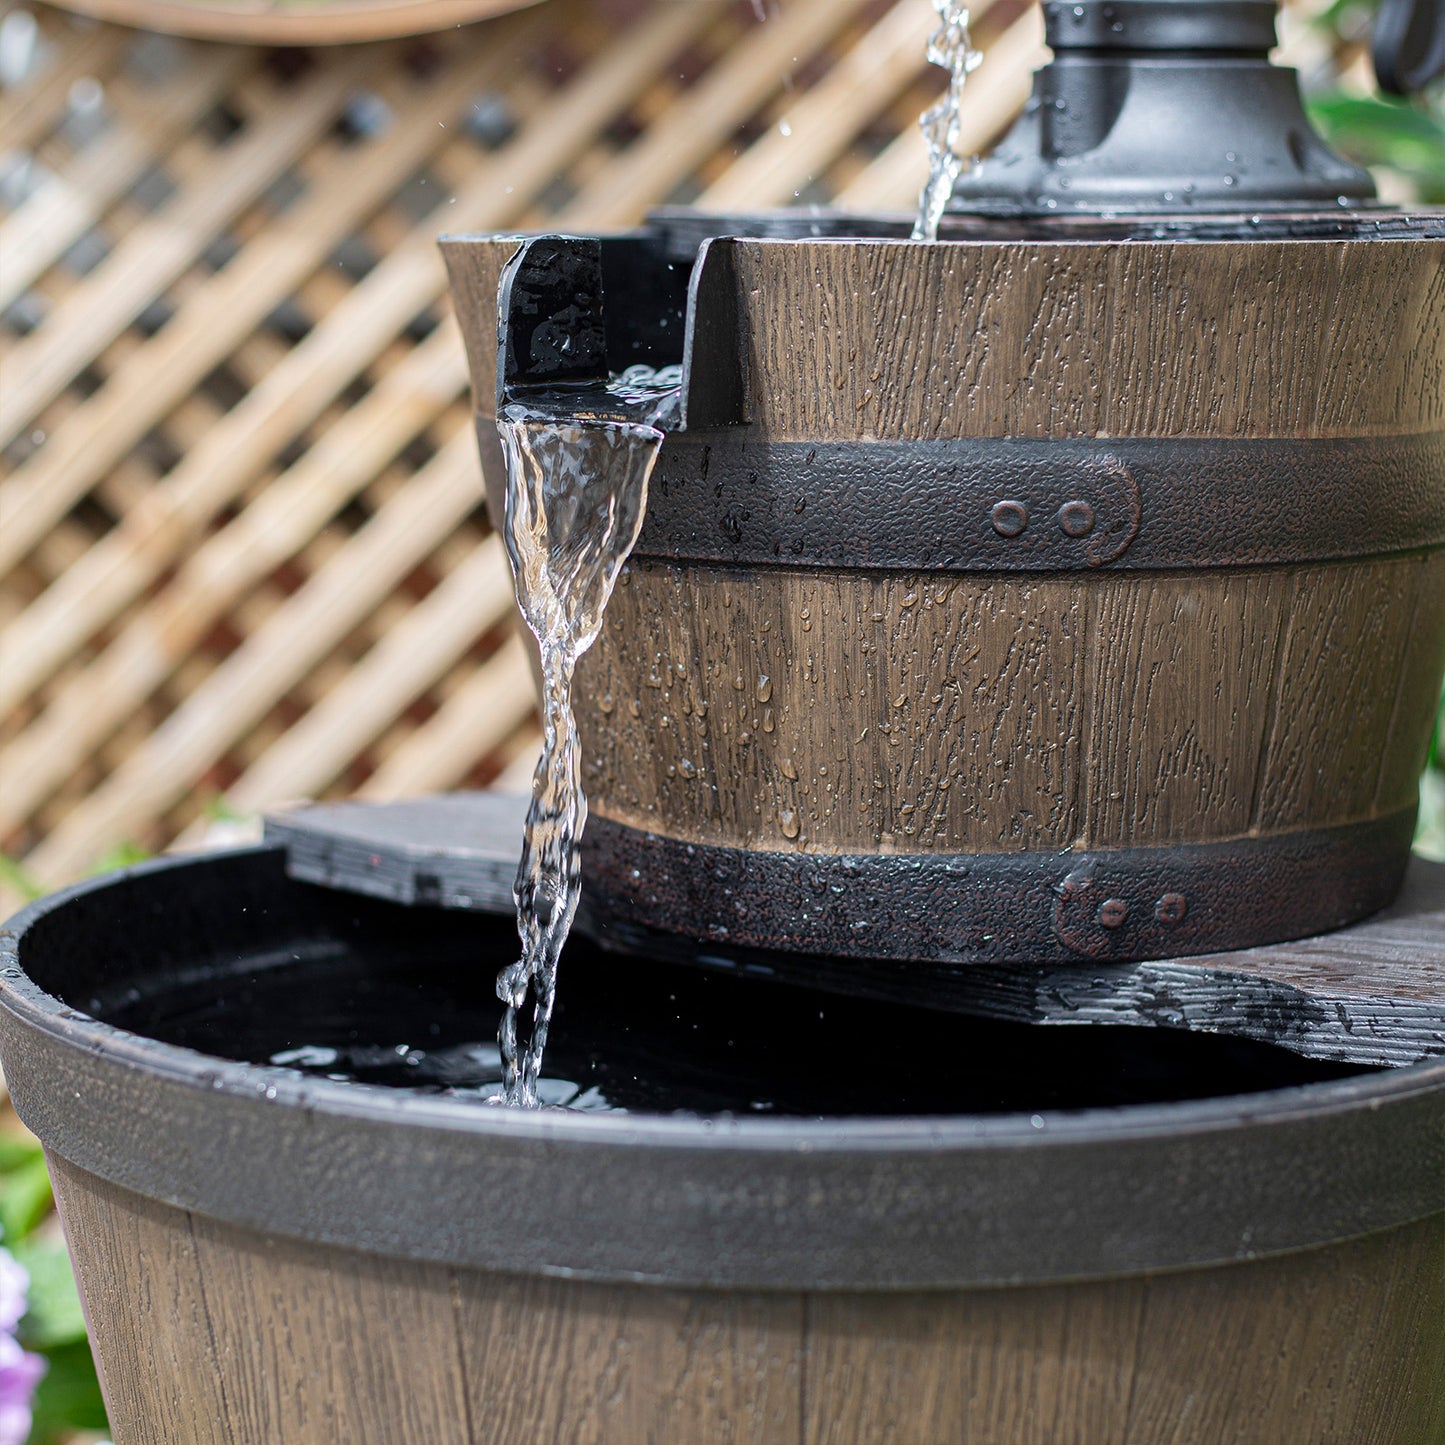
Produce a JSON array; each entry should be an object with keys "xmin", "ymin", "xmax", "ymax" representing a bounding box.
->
[{"xmin": 1, "ymin": 846, "xmax": 1441, "ymax": 1443}]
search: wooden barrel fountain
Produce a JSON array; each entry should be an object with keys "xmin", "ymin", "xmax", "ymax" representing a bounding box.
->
[
  {"xmin": 441, "ymin": 0, "xmax": 1445, "ymax": 976},
  {"xmin": 443, "ymin": 216, "xmax": 1445, "ymax": 970},
  {"xmin": 1, "ymin": 839, "xmax": 1443, "ymax": 1443}
]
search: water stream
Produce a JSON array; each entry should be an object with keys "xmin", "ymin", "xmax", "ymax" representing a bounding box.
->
[
  {"xmin": 913, "ymin": 0, "xmax": 982, "ymax": 241},
  {"xmin": 495, "ymin": 366, "xmax": 682, "ymax": 1106}
]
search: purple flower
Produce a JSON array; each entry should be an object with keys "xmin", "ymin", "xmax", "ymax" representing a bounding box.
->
[{"xmin": 0, "ymin": 1249, "xmax": 45, "ymax": 1445}]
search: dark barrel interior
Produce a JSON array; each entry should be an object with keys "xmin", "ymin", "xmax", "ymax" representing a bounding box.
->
[{"xmin": 19, "ymin": 847, "xmax": 1369, "ymax": 1117}]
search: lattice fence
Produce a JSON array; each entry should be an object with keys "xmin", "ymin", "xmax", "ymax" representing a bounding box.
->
[{"xmin": 0, "ymin": 0, "xmax": 1368, "ymax": 911}]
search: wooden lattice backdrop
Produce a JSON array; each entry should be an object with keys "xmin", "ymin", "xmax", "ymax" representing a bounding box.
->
[{"xmin": 0, "ymin": 0, "xmax": 1377, "ymax": 913}]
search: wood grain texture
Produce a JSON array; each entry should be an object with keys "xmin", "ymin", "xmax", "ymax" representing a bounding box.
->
[
  {"xmin": 580, "ymin": 560, "xmax": 1085, "ymax": 854},
  {"xmin": 578, "ymin": 553, "xmax": 1443, "ymax": 856},
  {"xmin": 50, "ymin": 1154, "xmax": 1443, "ymax": 1445},
  {"xmin": 729, "ymin": 238, "xmax": 1445, "ymax": 442},
  {"xmin": 1255, "ymin": 554, "xmax": 1423, "ymax": 832},
  {"xmin": 1080, "ymin": 568, "xmax": 1291, "ymax": 847},
  {"xmin": 454, "ymin": 1272, "xmax": 803, "ymax": 1445},
  {"xmin": 1375, "ymin": 549, "xmax": 1445, "ymax": 817},
  {"xmin": 47, "ymin": 1153, "xmax": 234, "ymax": 1445},
  {"xmin": 805, "ymin": 1218, "xmax": 1445, "ymax": 1445}
]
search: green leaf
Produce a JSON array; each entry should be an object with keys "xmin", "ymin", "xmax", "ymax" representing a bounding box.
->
[
  {"xmin": 201, "ymin": 793, "xmax": 246, "ymax": 824},
  {"xmin": 14, "ymin": 1241, "xmax": 88, "ymax": 1350},
  {"xmin": 0, "ymin": 854, "xmax": 42, "ymax": 903},
  {"xmin": 25, "ymin": 1338, "xmax": 109, "ymax": 1443},
  {"xmin": 0, "ymin": 1139, "xmax": 45, "ymax": 1176},
  {"xmin": 87, "ymin": 840, "xmax": 153, "ymax": 877},
  {"xmin": 0, "ymin": 1154, "xmax": 53, "ymax": 1246}
]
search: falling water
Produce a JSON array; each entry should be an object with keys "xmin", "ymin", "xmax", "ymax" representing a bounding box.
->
[
  {"xmin": 912, "ymin": 0, "xmax": 982, "ymax": 241},
  {"xmin": 495, "ymin": 365, "xmax": 682, "ymax": 1107}
]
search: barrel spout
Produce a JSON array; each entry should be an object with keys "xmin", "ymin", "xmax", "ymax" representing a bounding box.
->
[{"xmin": 447, "ymin": 230, "xmax": 746, "ymax": 433}]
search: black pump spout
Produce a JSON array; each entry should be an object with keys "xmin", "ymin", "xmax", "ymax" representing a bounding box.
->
[{"xmin": 948, "ymin": 0, "xmax": 1380, "ymax": 216}]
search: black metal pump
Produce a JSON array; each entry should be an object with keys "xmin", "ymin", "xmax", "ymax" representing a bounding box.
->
[{"xmin": 946, "ymin": 0, "xmax": 1422, "ymax": 216}]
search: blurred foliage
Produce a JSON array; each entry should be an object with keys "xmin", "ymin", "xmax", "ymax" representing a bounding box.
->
[
  {"xmin": 0, "ymin": 1137, "xmax": 108, "ymax": 1443},
  {"xmin": 1416, "ymin": 683, "xmax": 1445, "ymax": 861},
  {"xmin": 1302, "ymin": 0, "xmax": 1445, "ymax": 201}
]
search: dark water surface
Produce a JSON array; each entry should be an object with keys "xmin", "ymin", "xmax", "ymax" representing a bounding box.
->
[{"xmin": 93, "ymin": 902, "xmax": 1370, "ymax": 1117}]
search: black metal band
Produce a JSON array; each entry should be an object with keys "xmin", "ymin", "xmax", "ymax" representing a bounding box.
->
[
  {"xmin": 1, "ymin": 848, "xmax": 1442, "ymax": 1290},
  {"xmin": 582, "ymin": 810, "xmax": 1417, "ymax": 967},
  {"xmin": 638, "ymin": 433, "xmax": 1445, "ymax": 572}
]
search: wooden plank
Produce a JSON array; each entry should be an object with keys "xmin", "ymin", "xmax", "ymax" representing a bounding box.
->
[
  {"xmin": 183, "ymin": 1211, "xmax": 473, "ymax": 1445},
  {"xmin": 0, "ymin": 23, "xmax": 523, "ymax": 580},
  {"xmin": 0, "ymin": 326, "xmax": 467, "ymax": 826},
  {"xmin": 46, "ymin": 1153, "xmax": 233, "ymax": 1445},
  {"xmin": 0, "ymin": 47, "xmax": 379, "ymax": 449},
  {"xmin": 806, "ymin": 1279, "xmax": 1143, "ymax": 1443},
  {"xmin": 552, "ymin": 0, "xmax": 880, "ymax": 229},
  {"xmin": 1121, "ymin": 1217, "xmax": 1445, "ymax": 1444},
  {"xmin": 453, "ymin": 1270, "xmax": 802, "ymax": 1445},
  {"xmin": 726, "ymin": 238, "xmax": 1445, "ymax": 442},
  {"xmin": 1255, "ymin": 556, "xmax": 1422, "ymax": 833},
  {"xmin": 1080, "ymin": 569, "xmax": 1291, "ymax": 847},
  {"xmin": 0, "ymin": 45, "xmax": 250, "ymax": 308},
  {"xmin": 696, "ymin": 0, "xmax": 945, "ymax": 211},
  {"xmin": 22, "ymin": 434, "xmax": 486, "ymax": 884},
  {"xmin": 360, "ymin": 632, "xmax": 537, "ymax": 799},
  {"xmin": 226, "ymin": 535, "xmax": 516, "ymax": 809},
  {"xmin": 0, "ymin": 23, "xmax": 125, "ymax": 156},
  {"xmin": 582, "ymin": 562, "xmax": 1084, "ymax": 855},
  {"xmin": 1374, "ymin": 549, "xmax": 1445, "ymax": 816},
  {"xmin": 805, "ymin": 1219, "xmax": 1444, "ymax": 1445}
]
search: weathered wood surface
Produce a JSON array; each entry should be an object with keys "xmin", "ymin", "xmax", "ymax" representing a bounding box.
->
[
  {"xmin": 50, "ymin": 1155, "xmax": 1445, "ymax": 1445},
  {"xmin": 578, "ymin": 553, "xmax": 1445, "ymax": 856},
  {"xmin": 266, "ymin": 793, "xmax": 1445, "ymax": 1065},
  {"xmin": 727, "ymin": 236, "xmax": 1445, "ymax": 442}
]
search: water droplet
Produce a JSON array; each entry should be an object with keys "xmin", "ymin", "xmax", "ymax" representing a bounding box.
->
[
  {"xmin": 679, "ymin": 759, "xmax": 698, "ymax": 780},
  {"xmin": 779, "ymin": 808, "xmax": 801, "ymax": 839},
  {"xmin": 598, "ymin": 690, "xmax": 615, "ymax": 714},
  {"xmin": 762, "ymin": 707, "xmax": 775, "ymax": 733},
  {"xmin": 756, "ymin": 673, "xmax": 772, "ymax": 702}
]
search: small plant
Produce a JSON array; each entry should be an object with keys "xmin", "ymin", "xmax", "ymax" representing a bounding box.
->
[{"xmin": 0, "ymin": 1138, "xmax": 107, "ymax": 1444}]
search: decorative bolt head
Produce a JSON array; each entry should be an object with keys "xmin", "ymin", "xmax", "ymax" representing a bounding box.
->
[
  {"xmin": 1098, "ymin": 897, "xmax": 1129, "ymax": 929},
  {"xmin": 1155, "ymin": 892, "xmax": 1188, "ymax": 925},
  {"xmin": 991, "ymin": 500, "xmax": 1029, "ymax": 538},
  {"xmin": 1059, "ymin": 500, "xmax": 1096, "ymax": 537}
]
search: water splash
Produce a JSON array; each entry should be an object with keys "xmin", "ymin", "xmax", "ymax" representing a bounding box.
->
[
  {"xmin": 912, "ymin": 0, "xmax": 982, "ymax": 242},
  {"xmin": 495, "ymin": 366, "xmax": 681, "ymax": 1107}
]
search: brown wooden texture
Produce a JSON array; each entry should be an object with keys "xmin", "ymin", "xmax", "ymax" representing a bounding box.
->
[
  {"xmin": 0, "ymin": 0, "xmax": 1050, "ymax": 912},
  {"xmin": 728, "ymin": 236, "xmax": 1445, "ymax": 442},
  {"xmin": 41, "ymin": 0, "xmax": 544, "ymax": 45},
  {"xmin": 577, "ymin": 553, "xmax": 1445, "ymax": 855},
  {"xmin": 49, "ymin": 1154, "xmax": 1445, "ymax": 1444}
]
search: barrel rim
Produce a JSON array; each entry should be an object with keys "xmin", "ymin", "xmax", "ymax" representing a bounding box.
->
[{"xmin": 2, "ymin": 846, "xmax": 1441, "ymax": 1290}]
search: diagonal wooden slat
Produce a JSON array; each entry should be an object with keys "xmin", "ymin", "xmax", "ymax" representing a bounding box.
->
[
  {"xmin": 0, "ymin": 43, "xmax": 378, "ymax": 447},
  {"xmin": 0, "ymin": 42, "xmax": 250, "ymax": 307},
  {"xmin": 226, "ymin": 534, "xmax": 516, "ymax": 808},
  {"xmin": 23, "ymin": 431, "xmax": 486, "ymax": 882}
]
